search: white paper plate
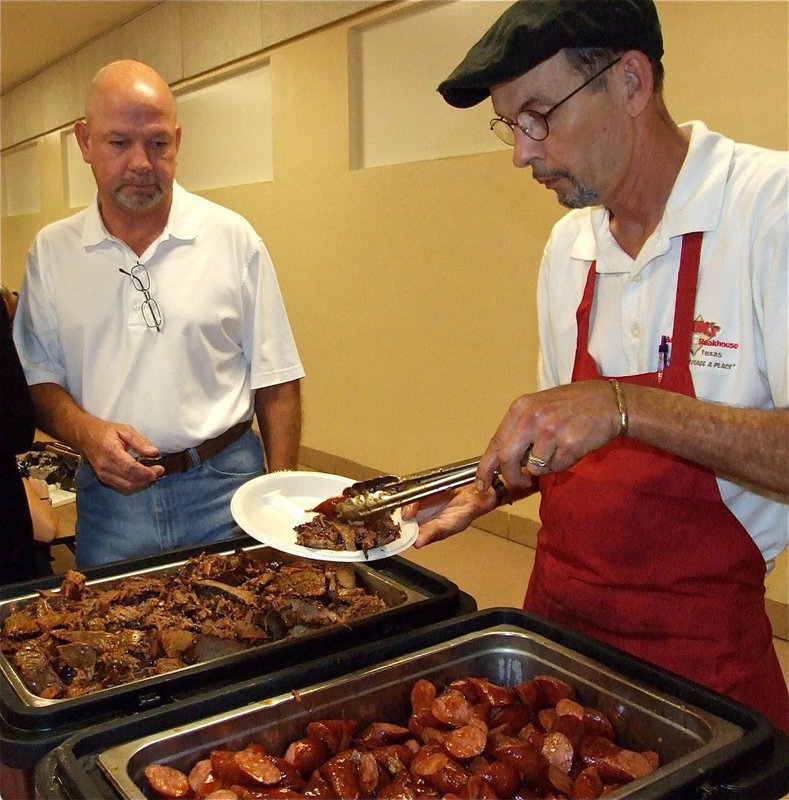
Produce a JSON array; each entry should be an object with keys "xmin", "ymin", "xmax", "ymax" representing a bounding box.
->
[
  {"xmin": 50, "ymin": 487, "xmax": 76, "ymax": 508},
  {"xmin": 230, "ymin": 471, "xmax": 418, "ymax": 561}
]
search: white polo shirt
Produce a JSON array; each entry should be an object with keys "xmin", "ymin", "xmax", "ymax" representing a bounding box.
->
[
  {"xmin": 537, "ymin": 122, "xmax": 788, "ymax": 564},
  {"xmin": 15, "ymin": 182, "xmax": 305, "ymax": 453}
]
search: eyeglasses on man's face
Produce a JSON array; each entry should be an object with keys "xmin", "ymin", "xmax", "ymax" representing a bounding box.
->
[
  {"xmin": 119, "ymin": 262, "xmax": 162, "ymax": 331},
  {"xmin": 490, "ymin": 57, "xmax": 622, "ymax": 146}
]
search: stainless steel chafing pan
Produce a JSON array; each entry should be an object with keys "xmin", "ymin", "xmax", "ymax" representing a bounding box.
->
[
  {"xmin": 97, "ymin": 624, "xmax": 743, "ymax": 800},
  {"xmin": 0, "ymin": 544, "xmax": 427, "ymax": 709}
]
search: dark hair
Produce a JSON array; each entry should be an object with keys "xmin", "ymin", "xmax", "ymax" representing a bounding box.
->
[
  {"xmin": 565, "ymin": 47, "xmax": 664, "ymax": 94},
  {"xmin": 1, "ymin": 285, "xmax": 19, "ymax": 326}
]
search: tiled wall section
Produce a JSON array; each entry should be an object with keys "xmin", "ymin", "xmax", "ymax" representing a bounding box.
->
[
  {"xmin": 0, "ymin": 0, "xmax": 381, "ymax": 150},
  {"xmin": 174, "ymin": 62, "xmax": 274, "ymax": 191},
  {"xmin": 0, "ymin": 143, "xmax": 39, "ymax": 216},
  {"xmin": 3, "ymin": 61, "xmax": 276, "ymax": 218},
  {"xmin": 349, "ymin": 1, "xmax": 509, "ymax": 168}
]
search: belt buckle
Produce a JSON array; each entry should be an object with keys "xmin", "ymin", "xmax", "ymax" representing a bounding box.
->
[{"xmin": 137, "ymin": 456, "xmax": 163, "ymax": 468}]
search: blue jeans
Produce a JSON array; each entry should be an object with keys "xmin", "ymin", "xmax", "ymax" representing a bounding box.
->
[{"xmin": 74, "ymin": 429, "xmax": 264, "ymax": 568}]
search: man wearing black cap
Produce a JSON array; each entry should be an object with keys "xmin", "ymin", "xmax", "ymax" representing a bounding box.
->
[{"xmin": 406, "ymin": 0, "xmax": 788, "ymax": 731}]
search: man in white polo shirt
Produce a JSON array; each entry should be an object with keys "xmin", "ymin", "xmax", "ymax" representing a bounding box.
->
[
  {"xmin": 14, "ymin": 60, "xmax": 304, "ymax": 569},
  {"xmin": 406, "ymin": 0, "xmax": 788, "ymax": 731}
]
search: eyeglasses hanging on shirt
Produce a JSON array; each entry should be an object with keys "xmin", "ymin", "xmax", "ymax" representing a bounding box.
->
[{"xmin": 119, "ymin": 262, "xmax": 162, "ymax": 332}]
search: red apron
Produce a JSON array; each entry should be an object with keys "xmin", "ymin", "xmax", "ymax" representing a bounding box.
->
[{"xmin": 526, "ymin": 232, "xmax": 788, "ymax": 732}]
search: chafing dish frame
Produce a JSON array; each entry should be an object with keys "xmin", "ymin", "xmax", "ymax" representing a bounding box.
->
[
  {"xmin": 1, "ymin": 537, "xmax": 465, "ymax": 769},
  {"xmin": 34, "ymin": 609, "xmax": 786, "ymax": 800}
]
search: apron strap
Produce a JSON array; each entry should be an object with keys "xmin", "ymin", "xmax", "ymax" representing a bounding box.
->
[
  {"xmin": 573, "ymin": 231, "xmax": 704, "ymax": 380},
  {"xmin": 671, "ymin": 231, "xmax": 703, "ymax": 363}
]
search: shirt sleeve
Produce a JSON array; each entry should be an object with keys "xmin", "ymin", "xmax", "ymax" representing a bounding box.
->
[
  {"xmin": 241, "ymin": 239, "xmax": 305, "ymax": 390},
  {"xmin": 12, "ymin": 242, "xmax": 68, "ymax": 389},
  {"xmin": 753, "ymin": 209, "xmax": 789, "ymax": 409}
]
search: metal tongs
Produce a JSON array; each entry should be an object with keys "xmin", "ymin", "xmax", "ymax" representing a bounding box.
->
[{"xmin": 334, "ymin": 449, "xmax": 531, "ymax": 522}]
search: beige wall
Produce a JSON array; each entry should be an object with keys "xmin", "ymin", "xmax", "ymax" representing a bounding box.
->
[{"xmin": 1, "ymin": 1, "xmax": 787, "ymax": 607}]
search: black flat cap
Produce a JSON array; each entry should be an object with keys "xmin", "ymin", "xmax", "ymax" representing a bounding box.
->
[{"xmin": 438, "ymin": 0, "xmax": 663, "ymax": 108}]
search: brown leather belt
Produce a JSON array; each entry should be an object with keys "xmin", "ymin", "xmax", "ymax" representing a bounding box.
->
[{"xmin": 139, "ymin": 421, "xmax": 252, "ymax": 475}]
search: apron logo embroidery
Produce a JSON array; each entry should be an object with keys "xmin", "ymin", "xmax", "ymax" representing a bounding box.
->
[
  {"xmin": 691, "ymin": 316, "xmax": 721, "ymax": 354},
  {"xmin": 689, "ymin": 316, "xmax": 740, "ymax": 370}
]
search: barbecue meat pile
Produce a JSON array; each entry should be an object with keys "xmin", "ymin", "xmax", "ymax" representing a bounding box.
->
[
  {"xmin": 144, "ymin": 673, "xmax": 659, "ymax": 799},
  {"xmin": 0, "ymin": 550, "xmax": 388, "ymax": 700},
  {"xmin": 295, "ymin": 514, "xmax": 401, "ymax": 557}
]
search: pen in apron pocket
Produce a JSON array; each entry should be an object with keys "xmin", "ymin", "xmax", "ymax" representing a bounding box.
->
[{"xmin": 657, "ymin": 335, "xmax": 670, "ymax": 384}]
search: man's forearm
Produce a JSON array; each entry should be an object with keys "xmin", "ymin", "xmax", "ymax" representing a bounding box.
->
[
  {"xmin": 29, "ymin": 382, "xmax": 98, "ymax": 454},
  {"xmin": 626, "ymin": 384, "xmax": 789, "ymax": 494},
  {"xmin": 30, "ymin": 383, "xmax": 163, "ymax": 490},
  {"xmin": 254, "ymin": 380, "xmax": 302, "ymax": 472}
]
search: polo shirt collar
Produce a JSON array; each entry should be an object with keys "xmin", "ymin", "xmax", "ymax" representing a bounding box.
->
[
  {"xmin": 661, "ymin": 121, "xmax": 734, "ymax": 238},
  {"xmin": 80, "ymin": 196, "xmax": 110, "ymax": 248},
  {"xmin": 80, "ymin": 181, "xmax": 199, "ymax": 249},
  {"xmin": 165, "ymin": 182, "xmax": 200, "ymax": 241},
  {"xmin": 571, "ymin": 121, "xmax": 735, "ymax": 268}
]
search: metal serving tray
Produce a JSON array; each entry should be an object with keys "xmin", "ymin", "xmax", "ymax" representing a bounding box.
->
[
  {"xmin": 98, "ymin": 624, "xmax": 743, "ymax": 799},
  {"xmin": 1, "ymin": 545, "xmax": 423, "ymax": 709},
  {"xmin": 34, "ymin": 610, "xmax": 788, "ymax": 800},
  {"xmin": 1, "ymin": 538, "xmax": 465, "ymax": 768}
]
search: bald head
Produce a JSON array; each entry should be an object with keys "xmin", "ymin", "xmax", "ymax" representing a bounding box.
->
[
  {"xmin": 75, "ymin": 59, "xmax": 181, "ymax": 221},
  {"xmin": 86, "ymin": 60, "xmax": 177, "ymax": 126}
]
